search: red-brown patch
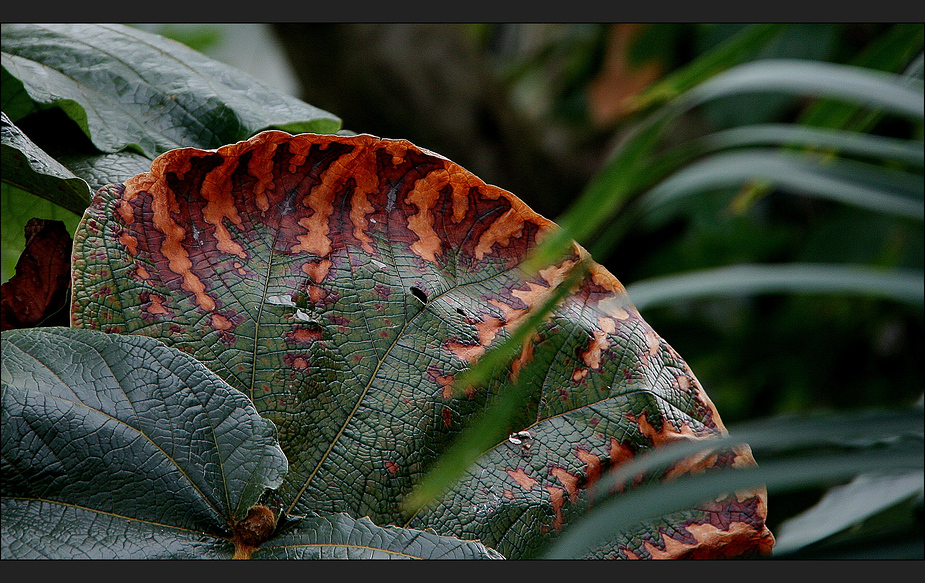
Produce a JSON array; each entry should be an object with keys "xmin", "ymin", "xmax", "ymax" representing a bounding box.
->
[
  {"xmin": 200, "ymin": 158, "xmax": 247, "ymax": 259},
  {"xmin": 405, "ymin": 169, "xmax": 446, "ymax": 263},
  {"xmin": 119, "ymin": 232, "xmax": 138, "ymax": 256},
  {"xmin": 506, "ymin": 468, "xmax": 537, "ymax": 491},
  {"xmin": 0, "ymin": 219, "xmax": 72, "ymax": 330},
  {"xmin": 473, "ymin": 207, "xmax": 525, "ymax": 261},
  {"xmin": 446, "ymin": 340, "xmax": 485, "ymax": 364},
  {"xmin": 546, "ymin": 486, "xmax": 566, "ymax": 532},
  {"xmin": 288, "ymin": 326, "xmax": 322, "ymax": 344},
  {"xmin": 576, "ymin": 448, "xmax": 602, "ymax": 487},
  {"xmin": 211, "ymin": 313, "xmax": 233, "ymax": 331},
  {"xmin": 147, "ymin": 294, "xmax": 169, "ymax": 315},
  {"xmin": 301, "ymin": 259, "xmax": 332, "ymax": 284},
  {"xmin": 550, "ymin": 466, "xmax": 581, "ymax": 503},
  {"xmin": 385, "ymin": 461, "xmax": 399, "ymax": 475}
]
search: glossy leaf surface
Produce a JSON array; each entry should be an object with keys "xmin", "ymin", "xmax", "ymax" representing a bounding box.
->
[{"xmin": 70, "ymin": 131, "xmax": 773, "ymax": 558}]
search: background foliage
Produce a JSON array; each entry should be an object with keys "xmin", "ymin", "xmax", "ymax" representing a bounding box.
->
[
  {"xmin": 2, "ymin": 23, "xmax": 922, "ymax": 559},
  {"xmin": 140, "ymin": 24, "xmax": 925, "ymax": 555}
]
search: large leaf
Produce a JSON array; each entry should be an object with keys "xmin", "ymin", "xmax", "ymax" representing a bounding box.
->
[
  {"xmin": 1, "ymin": 326, "xmax": 499, "ymax": 559},
  {"xmin": 70, "ymin": 131, "xmax": 773, "ymax": 559},
  {"xmin": 1, "ymin": 23, "xmax": 341, "ymax": 159}
]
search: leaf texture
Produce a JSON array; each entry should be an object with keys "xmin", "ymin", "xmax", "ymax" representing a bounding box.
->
[
  {"xmin": 0, "ymin": 327, "xmax": 287, "ymax": 558},
  {"xmin": 70, "ymin": 131, "xmax": 774, "ymax": 559},
  {"xmin": 1, "ymin": 24, "xmax": 341, "ymax": 158}
]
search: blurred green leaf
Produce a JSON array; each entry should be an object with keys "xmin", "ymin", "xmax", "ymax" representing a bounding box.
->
[
  {"xmin": 772, "ymin": 471, "xmax": 924, "ymax": 556},
  {"xmin": 625, "ymin": 263, "xmax": 924, "ymax": 310},
  {"xmin": 639, "ymin": 149, "xmax": 923, "ymax": 222},
  {"xmin": 625, "ymin": 24, "xmax": 787, "ymax": 114},
  {"xmin": 683, "ymin": 59, "xmax": 924, "ymax": 121},
  {"xmin": 798, "ymin": 24, "xmax": 924, "ymax": 131}
]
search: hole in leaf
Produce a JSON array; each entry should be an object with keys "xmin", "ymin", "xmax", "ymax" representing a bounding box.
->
[{"xmin": 410, "ymin": 286, "xmax": 428, "ymax": 304}]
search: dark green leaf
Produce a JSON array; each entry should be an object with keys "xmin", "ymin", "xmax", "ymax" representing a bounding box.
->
[
  {"xmin": 253, "ymin": 513, "xmax": 503, "ymax": 559},
  {"xmin": 1, "ymin": 111, "xmax": 91, "ymax": 215},
  {"xmin": 0, "ymin": 326, "xmax": 288, "ymax": 559},
  {"xmin": 1, "ymin": 23, "xmax": 340, "ymax": 158}
]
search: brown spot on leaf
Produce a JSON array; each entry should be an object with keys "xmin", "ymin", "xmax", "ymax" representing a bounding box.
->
[
  {"xmin": 506, "ymin": 468, "xmax": 537, "ymax": 491},
  {"xmin": 201, "ymin": 158, "xmax": 247, "ymax": 259},
  {"xmin": 146, "ymin": 294, "xmax": 169, "ymax": 315},
  {"xmin": 576, "ymin": 448, "xmax": 602, "ymax": 487},
  {"xmin": 302, "ymin": 259, "xmax": 332, "ymax": 284},
  {"xmin": 211, "ymin": 313, "xmax": 233, "ymax": 331},
  {"xmin": 119, "ymin": 232, "xmax": 138, "ymax": 256},
  {"xmin": 550, "ymin": 466, "xmax": 580, "ymax": 503},
  {"xmin": 289, "ymin": 326, "xmax": 322, "ymax": 344},
  {"xmin": 405, "ymin": 169, "xmax": 446, "ymax": 262},
  {"xmin": 546, "ymin": 486, "xmax": 565, "ymax": 532},
  {"xmin": 474, "ymin": 207, "xmax": 525, "ymax": 261}
]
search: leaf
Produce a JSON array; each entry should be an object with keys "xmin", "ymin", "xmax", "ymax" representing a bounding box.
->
[
  {"xmin": 1, "ymin": 111, "xmax": 91, "ymax": 214},
  {"xmin": 624, "ymin": 263, "xmax": 925, "ymax": 311},
  {"xmin": 639, "ymin": 149, "xmax": 924, "ymax": 222},
  {"xmin": 0, "ymin": 326, "xmax": 288, "ymax": 559},
  {"xmin": 70, "ymin": 131, "xmax": 772, "ymax": 559},
  {"xmin": 1, "ymin": 23, "xmax": 341, "ymax": 158},
  {"xmin": 252, "ymin": 513, "xmax": 503, "ymax": 559},
  {"xmin": 772, "ymin": 471, "xmax": 924, "ymax": 556},
  {"xmin": 0, "ymin": 218, "xmax": 72, "ymax": 330}
]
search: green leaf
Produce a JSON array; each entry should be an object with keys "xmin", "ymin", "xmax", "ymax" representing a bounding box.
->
[
  {"xmin": 69, "ymin": 131, "xmax": 771, "ymax": 559},
  {"xmin": 772, "ymin": 471, "xmax": 924, "ymax": 556},
  {"xmin": 683, "ymin": 59, "xmax": 924, "ymax": 121},
  {"xmin": 1, "ymin": 23, "xmax": 341, "ymax": 158},
  {"xmin": 1, "ymin": 111, "xmax": 91, "ymax": 215},
  {"xmin": 53, "ymin": 150, "xmax": 155, "ymax": 193},
  {"xmin": 534, "ymin": 57, "xmax": 925, "ymax": 268},
  {"xmin": 624, "ymin": 263, "xmax": 925, "ymax": 311},
  {"xmin": 0, "ymin": 326, "xmax": 288, "ymax": 559},
  {"xmin": 639, "ymin": 149, "xmax": 924, "ymax": 222},
  {"xmin": 253, "ymin": 513, "xmax": 503, "ymax": 559},
  {"xmin": 797, "ymin": 24, "xmax": 924, "ymax": 131}
]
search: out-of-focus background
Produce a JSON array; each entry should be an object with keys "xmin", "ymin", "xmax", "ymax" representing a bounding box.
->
[{"xmin": 131, "ymin": 23, "xmax": 924, "ymax": 537}]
